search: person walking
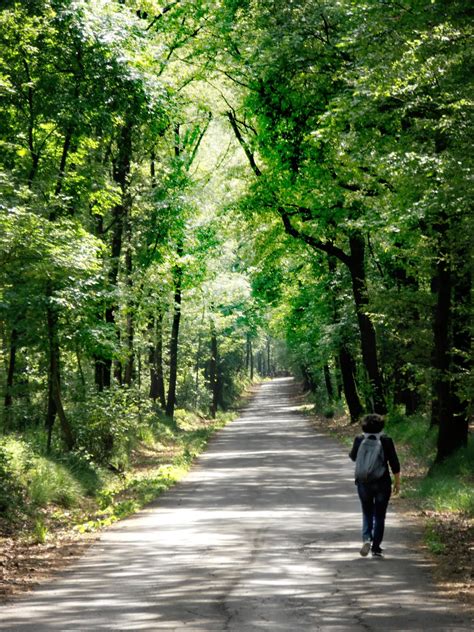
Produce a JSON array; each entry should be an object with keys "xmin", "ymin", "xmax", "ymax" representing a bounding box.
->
[{"xmin": 349, "ymin": 413, "xmax": 401, "ymax": 558}]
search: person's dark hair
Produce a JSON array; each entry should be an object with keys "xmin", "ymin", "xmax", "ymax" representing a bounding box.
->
[{"xmin": 361, "ymin": 413, "xmax": 385, "ymax": 434}]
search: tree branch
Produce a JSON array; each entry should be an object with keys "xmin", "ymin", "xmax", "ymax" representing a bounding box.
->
[
  {"xmin": 186, "ymin": 112, "xmax": 212, "ymax": 169},
  {"xmin": 145, "ymin": 1, "xmax": 181, "ymax": 31},
  {"xmin": 226, "ymin": 110, "xmax": 351, "ymax": 266},
  {"xmin": 279, "ymin": 209, "xmax": 351, "ymax": 266},
  {"xmin": 226, "ymin": 110, "xmax": 262, "ymax": 177},
  {"xmin": 217, "ymin": 68, "xmax": 252, "ymax": 89}
]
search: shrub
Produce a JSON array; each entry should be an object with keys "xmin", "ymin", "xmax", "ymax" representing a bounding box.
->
[{"xmin": 72, "ymin": 387, "xmax": 151, "ymax": 466}]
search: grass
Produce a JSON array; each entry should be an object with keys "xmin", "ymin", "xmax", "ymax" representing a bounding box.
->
[
  {"xmin": 1, "ymin": 437, "xmax": 106, "ymax": 509},
  {"xmin": 385, "ymin": 412, "xmax": 437, "ymax": 460},
  {"xmin": 416, "ymin": 444, "xmax": 474, "ymax": 515},
  {"xmin": 425, "ymin": 519, "xmax": 447, "ymax": 555},
  {"xmin": 32, "ymin": 518, "xmax": 48, "ymax": 545}
]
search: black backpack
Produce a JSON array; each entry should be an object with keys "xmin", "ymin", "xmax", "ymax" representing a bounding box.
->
[{"xmin": 355, "ymin": 435, "xmax": 386, "ymax": 483}]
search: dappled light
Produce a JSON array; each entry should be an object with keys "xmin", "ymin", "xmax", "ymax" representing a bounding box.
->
[
  {"xmin": 0, "ymin": 0, "xmax": 472, "ymax": 624},
  {"xmin": 1, "ymin": 380, "xmax": 469, "ymax": 631}
]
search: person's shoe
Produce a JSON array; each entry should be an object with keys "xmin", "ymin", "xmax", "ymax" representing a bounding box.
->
[
  {"xmin": 371, "ymin": 548, "xmax": 384, "ymax": 558},
  {"xmin": 360, "ymin": 541, "xmax": 371, "ymax": 557}
]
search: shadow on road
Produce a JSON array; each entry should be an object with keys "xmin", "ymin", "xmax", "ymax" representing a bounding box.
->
[{"xmin": 1, "ymin": 379, "xmax": 471, "ymax": 631}]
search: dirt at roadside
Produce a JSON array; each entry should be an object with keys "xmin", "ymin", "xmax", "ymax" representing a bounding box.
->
[
  {"xmin": 301, "ymin": 398, "xmax": 473, "ymax": 608},
  {"xmin": 0, "ymin": 531, "xmax": 99, "ymax": 603}
]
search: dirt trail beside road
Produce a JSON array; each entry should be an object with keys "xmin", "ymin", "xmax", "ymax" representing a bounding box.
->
[{"xmin": 1, "ymin": 378, "xmax": 471, "ymax": 631}]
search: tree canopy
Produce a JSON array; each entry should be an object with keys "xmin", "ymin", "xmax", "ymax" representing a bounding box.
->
[{"xmin": 0, "ymin": 0, "xmax": 472, "ymax": 466}]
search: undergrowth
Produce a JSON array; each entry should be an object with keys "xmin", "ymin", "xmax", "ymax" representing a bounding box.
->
[
  {"xmin": 385, "ymin": 412, "xmax": 474, "ymax": 517},
  {"xmin": 0, "ymin": 408, "xmax": 232, "ymax": 540}
]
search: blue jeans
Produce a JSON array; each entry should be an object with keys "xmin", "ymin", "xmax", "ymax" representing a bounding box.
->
[{"xmin": 357, "ymin": 479, "xmax": 391, "ymax": 552}]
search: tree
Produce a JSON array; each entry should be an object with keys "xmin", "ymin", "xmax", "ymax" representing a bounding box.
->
[{"xmin": 205, "ymin": 0, "xmax": 472, "ymax": 454}]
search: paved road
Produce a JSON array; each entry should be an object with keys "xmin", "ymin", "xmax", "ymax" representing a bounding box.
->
[{"xmin": 1, "ymin": 378, "xmax": 471, "ymax": 631}]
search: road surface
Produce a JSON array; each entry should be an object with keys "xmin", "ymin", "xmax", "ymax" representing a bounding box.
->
[{"xmin": 1, "ymin": 378, "xmax": 471, "ymax": 631}]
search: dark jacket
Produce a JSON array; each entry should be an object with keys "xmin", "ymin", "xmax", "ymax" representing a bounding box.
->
[{"xmin": 349, "ymin": 434, "xmax": 400, "ymax": 484}]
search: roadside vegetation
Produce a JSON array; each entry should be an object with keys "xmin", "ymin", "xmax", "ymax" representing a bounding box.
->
[
  {"xmin": 0, "ymin": 387, "xmax": 256, "ymax": 601},
  {"xmin": 385, "ymin": 413, "xmax": 474, "ymax": 517},
  {"xmin": 0, "ymin": 405, "xmax": 236, "ymax": 542}
]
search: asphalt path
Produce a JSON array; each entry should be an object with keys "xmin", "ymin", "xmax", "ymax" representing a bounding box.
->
[{"xmin": 1, "ymin": 378, "xmax": 471, "ymax": 631}]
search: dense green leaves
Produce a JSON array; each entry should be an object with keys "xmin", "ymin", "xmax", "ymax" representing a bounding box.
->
[
  {"xmin": 206, "ymin": 0, "xmax": 472, "ymax": 456},
  {"xmin": 0, "ymin": 0, "xmax": 471, "ymax": 466},
  {"xmin": 0, "ymin": 0, "xmax": 266, "ymax": 459}
]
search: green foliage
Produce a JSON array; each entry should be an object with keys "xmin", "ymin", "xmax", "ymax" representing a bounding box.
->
[
  {"xmin": 71, "ymin": 387, "xmax": 154, "ymax": 466},
  {"xmin": 210, "ymin": 0, "xmax": 472, "ymax": 453},
  {"xmin": 27, "ymin": 458, "xmax": 83, "ymax": 508},
  {"xmin": 417, "ymin": 443, "xmax": 474, "ymax": 515},
  {"xmin": 0, "ymin": 442, "xmax": 26, "ymax": 520},
  {"xmin": 385, "ymin": 413, "xmax": 437, "ymax": 461},
  {"xmin": 0, "ymin": 437, "xmax": 95, "ymax": 509},
  {"xmin": 32, "ymin": 518, "xmax": 49, "ymax": 544},
  {"xmin": 425, "ymin": 520, "xmax": 446, "ymax": 555},
  {"xmin": 0, "ymin": 403, "xmax": 234, "ymax": 537},
  {"xmin": 0, "ymin": 0, "xmax": 471, "ymax": 544}
]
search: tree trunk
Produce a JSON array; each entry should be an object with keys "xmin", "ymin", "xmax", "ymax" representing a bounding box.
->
[
  {"xmin": 390, "ymin": 250, "xmax": 422, "ymax": 415},
  {"xmin": 433, "ymin": 231, "xmax": 471, "ymax": 461},
  {"xmin": 280, "ymin": 217, "xmax": 386, "ymax": 413},
  {"xmin": 301, "ymin": 365, "xmax": 316, "ymax": 392},
  {"xmin": 149, "ymin": 314, "xmax": 166, "ymax": 409},
  {"xmin": 245, "ymin": 334, "xmax": 250, "ymax": 374},
  {"xmin": 323, "ymin": 364, "xmax": 334, "ymax": 402},
  {"xmin": 46, "ymin": 286, "xmax": 74, "ymax": 451},
  {"xmin": 338, "ymin": 346, "xmax": 364, "ymax": 423},
  {"xmin": 194, "ymin": 331, "xmax": 202, "ymax": 409},
  {"xmin": 440, "ymin": 263, "xmax": 471, "ymax": 457},
  {"xmin": 95, "ymin": 120, "xmax": 132, "ymax": 389},
  {"xmin": 393, "ymin": 356, "xmax": 421, "ymax": 415},
  {"xmin": 430, "ymin": 231, "xmax": 452, "ymax": 434},
  {"xmin": 257, "ymin": 352, "xmax": 263, "ymax": 375},
  {"xmin": 250, "ymin": 343, "xmax": 254, "ymax": 381},
  {"xmin": 123, "ymin": 323, "xmax": 134, "ymax": 386},
  {"xmin": 348, "ymin": 233, "xmax": 387, "ymax": 414},
  {"xmin": 148, "ymin": 319, "xmax": 159, "ymax": 400},
  {"xmin": 75, "ymin": 346, "xmax": 86, "ymax": 391},
  {"xmin": 209, "ymin": 325, "xmax": 218, "ymax": 419},
  {"xmin": 53, "ymin": 127, "xmax": 73, "ymax": 200},
  {"xmin": 43, "ymin": 129, "xmax": 77, "ymax": 448},
  {"xmin": 166, "ymin": 250, "xmax": 183, "ymax": 419},
  {"xmin": 94, "ymin": 361, "xmax": 108, "ymax": 391},
  {"xmin": 267, "ymin": 337, "xmax": 271, "ymax": 377},
  {"xmin": 334, "ymin": 355, "xmax": 343, "ymax": 399},
  {"xmin": 23, "ymin": 57, "xmax": 40, "ymax": 188},
  {"xmin": 3, "ymin": 328, "xmax": 18, "ymax": 430},
  {"xmin": 123, "ymin": 214, "xmax": 134, "ymax": 386}
]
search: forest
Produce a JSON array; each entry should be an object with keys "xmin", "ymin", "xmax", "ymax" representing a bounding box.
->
[{"xmin": 0, "ymin": 0, "xmax": 472, "ymax": 539}]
